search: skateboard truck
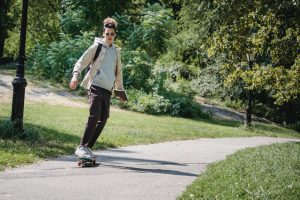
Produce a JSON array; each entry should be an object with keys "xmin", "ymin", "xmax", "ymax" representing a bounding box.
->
[{"xmin": 77, "ymin": 157, "xmax": 98, "ymax": 167}]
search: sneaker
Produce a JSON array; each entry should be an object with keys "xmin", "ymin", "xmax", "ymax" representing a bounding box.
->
[
  {"xmin": 75, "ymin": 146, "xmax": 92, "ymax": 159},
  {"xmin": 86, "ymin": 147, "xmax": 96, "ymax": 159}
]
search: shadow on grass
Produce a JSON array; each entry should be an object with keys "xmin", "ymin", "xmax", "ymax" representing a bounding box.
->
[
  {"xmin": 252, "ymin": 123, "xmax": 300, "ymax": 135},
  {"xmin": 0, "ymin": 117, "xmax": 116, "ymax": 159},
  {"xmin": 199, "ymin": 117, "xmax": 242, "ymax": 128},
  {"xmin": 193, "ymin": 116, "xmax": 300, "ymax": 137}
]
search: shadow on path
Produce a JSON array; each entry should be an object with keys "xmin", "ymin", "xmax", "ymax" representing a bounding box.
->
[{"xmin": 101, "ymin": 163, "xmax": 199, "ymax": 177}]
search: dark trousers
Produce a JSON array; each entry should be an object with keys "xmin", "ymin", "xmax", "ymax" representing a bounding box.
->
[{"xmin": 80, "ymin": 85, "xmax": 111, "ymax": 148}]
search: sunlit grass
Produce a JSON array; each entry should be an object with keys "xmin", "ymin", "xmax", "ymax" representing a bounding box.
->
[
  {"xmin": 178, "ymin": 142, "xmax": 300, "ymax": 200},
  {"xmin": 0, "ymin": 102, "xmax": 299, "ymax": 171}
]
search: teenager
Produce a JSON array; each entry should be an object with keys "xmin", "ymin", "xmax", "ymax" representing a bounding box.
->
[{"xmin": 69, "ymin": 17, "xmax": 125, "ymax": 159}]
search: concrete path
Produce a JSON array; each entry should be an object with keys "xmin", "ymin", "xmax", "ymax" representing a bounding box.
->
[{"xmin": 0, "ymin": 137, "xmax": 299, "ymax": 200}]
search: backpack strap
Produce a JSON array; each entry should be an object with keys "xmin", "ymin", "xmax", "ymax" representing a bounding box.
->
[
  {"xmin": 114, "ymin": 48, "xmax": 118, "ymax": 77},
  {"xmin": 92, "ymin": 43, "xmax": 102, "ymax": 64},
  {"xmin": 85, "ymin": 43, "xmax": 102, "ymax": 75}
]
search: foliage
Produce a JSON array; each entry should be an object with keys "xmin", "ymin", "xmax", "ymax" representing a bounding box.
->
[
  {"xmin": 0, "ymin": 0, "xmax": 17, "ymax": 56},
  {"xmin": 2, "ymin": 0, "xmax": 21, "ymax": 57},
  {"xmin": 208, "ymin": 0, "xmax": 300, "ymax": 105},
  {"xmin": 166, "ymin": 81, "xmax": 209, "ymax": 119},
  {"xmin": 116, "ymin": 3, "xmax": 175, "ymax": 56},
  {"xmin": 120, "ymin": 75, "xmax": 209, "ymax": 119},
  {"xmin": 116, "ymin": 3, "xmax": 176, "ymax": 91},
  {"xmin": 61, "ymin": 0, "xmax": 130, "ymax": 35},
  {"xmin": 5, "ymin": 0, "xmax": 61, "ymax": 57},
  {"xmin": 190, "ymin": 63, "xmax": 226, "ymax": 99},
  {"xmin": 60, "ymin": 6, "xmax": 89, "ymax": 36},
  {"xmin": 4, "ymin": 0, "xmax": 300, "ymax": 124},
  {"xmin": 122, "ymin": 49, "xmax": 154, "ymax": 91},
  {"xmin": 167, "ymin": 0, "xmax": 300, "ymax": 125},
  {"xmin": 122, "ymin": 48, "xmax": 207, "ymax": 118},
  {"xmin": 210, "ymin": 0, "xmax": 300, "ymax": 126},
  {"xmin": 123, "ymin": 89, "xmax": 171, "ymax": 115},
  {"xmin": 129, "ymin": 3, "xmax": 175, "ymax": 59},
  {"xmin": 28, "ymin": 32, "xmax": 93, "ymax": 85}
]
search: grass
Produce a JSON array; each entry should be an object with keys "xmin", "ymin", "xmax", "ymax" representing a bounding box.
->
[
  {"xmin": 0, "ymin": 101, "xmax": 299, "ymax": 171},
  {"xmin": 178, "ymin": 142, "xmax": 300, "ymax": 200}
]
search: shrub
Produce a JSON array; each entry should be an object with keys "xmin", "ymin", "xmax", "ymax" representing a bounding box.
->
[
  {"xmin": 28, "ymin": 32, "xmax": 94, "ymax": 86},
  {"xmin": 165, "ymin": 80, "xmax": 210, "ymax": 119},
  {"xmin": 120, "ymin": 89, "xmax": 170, "ymax": 115},
  {"xmin": 122, "ymin": 49, "xmax": 154, "ymax": 91},
  {"xmin": 117, "ymin": 80, "xmax": 210, "ymax": 119}
]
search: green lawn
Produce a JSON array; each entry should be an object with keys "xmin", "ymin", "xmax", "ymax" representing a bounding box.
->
[
  {"xmin": 178, "ymin": 142, "xmax": 300, "ymax": 200},
  {"xmin": 0, "ymin": 102, "xmax": 299, "ymax": 171}
]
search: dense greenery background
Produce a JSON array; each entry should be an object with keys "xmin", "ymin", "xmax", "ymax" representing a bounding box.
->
[{"xmin": 1, "ymin": 0, "xmax": 299, "ymax": 130}]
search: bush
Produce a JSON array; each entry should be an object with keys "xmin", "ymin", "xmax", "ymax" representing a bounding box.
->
[
  {"xmin": 122, "ymin": 49, "xmax": 154, "ymax": 91},
  {"xmin": 165, "ymin": 80, "xmax": 210, "ymax": 119},
  {"xmin": 28, "ymin": 32, "xmax": 94, "ymax": 86},
  {"xmin": 117, "ymin": 79, "xmax": 210, "ymax": 119},
  {"xmin": 120, "ymin": 89, "xmax": 170, "ymax": 115}
]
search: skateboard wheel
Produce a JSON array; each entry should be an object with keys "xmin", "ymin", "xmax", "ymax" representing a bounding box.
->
[{"xmin": 78, "ymin": 160, "xmax": 83, "ymax": 166}]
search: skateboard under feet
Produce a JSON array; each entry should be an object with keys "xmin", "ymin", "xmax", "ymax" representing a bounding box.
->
[{"xmin": 77, "ymin": 157, "xmax": 98, "ymax": 167}]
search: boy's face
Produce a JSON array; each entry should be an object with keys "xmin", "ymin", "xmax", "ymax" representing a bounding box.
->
[{"xmin": 103, "ymin": 28, "xmax": 116, "ymax": 46}]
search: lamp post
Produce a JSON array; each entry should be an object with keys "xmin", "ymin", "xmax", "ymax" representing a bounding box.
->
[
  {"xmin": 245, "ymin": 53, "xmax": 254, "ymax": 127},
  {"xmin": 11, "ymin": 0, "xmax": 28, "ymax": 133}
]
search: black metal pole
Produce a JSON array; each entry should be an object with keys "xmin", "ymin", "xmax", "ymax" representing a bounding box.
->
[
  {"xmin": 245, "ymin": 60, "xmax": 253, "ymax": 127},
  {"xmin": 11, "ymin": 0, "xmax": 28, "ymax": 133}
]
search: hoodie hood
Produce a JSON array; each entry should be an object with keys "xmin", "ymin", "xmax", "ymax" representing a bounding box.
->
[{"xmin": 94, "ymin": 37, "xmax": 115, "ymax": 48}]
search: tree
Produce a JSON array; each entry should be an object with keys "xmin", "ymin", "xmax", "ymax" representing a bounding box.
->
[
  {"xmin": 115, "ymin": 3, "xmax": 176, "ymax": 90},
  {"xmin": 207, "ymin": 0, "xmax": 300, "ymax": 105},
  {"xmin": 168, "ymin": 0, "xmax": 300, "ymax": 126},
  {"xmin": 127, "ymin": 3, "xmax": 175, "ymax": 59},
  {"xmin": 0, "ymin": 0, "xmax": 15, "ymax": 57},
  {"xmin": 61, "ymin": 0, "xmax": 130, "ymax": 36},
  {"xmin": 4, "ymin": 0, "xmax": 61, "ymax": 57}
]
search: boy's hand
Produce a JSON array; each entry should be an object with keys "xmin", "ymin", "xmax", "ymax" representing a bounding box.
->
[{"xmin": 69, "ymin": 80, "xmax": 78, "ymax": 89}]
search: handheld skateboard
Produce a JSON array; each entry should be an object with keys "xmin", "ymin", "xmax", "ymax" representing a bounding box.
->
[{"xmin": 77, "ymin": 157, "xmax": 98, "ymax": 167}]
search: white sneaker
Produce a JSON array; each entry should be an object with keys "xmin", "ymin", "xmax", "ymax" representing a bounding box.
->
[
  {"xmin": 86, "ymin": 147, "xmax": 96, "ymax": 159},
  {"xmin": 75, "ymin": 146, "xmax": 92, "ymax": 159}
]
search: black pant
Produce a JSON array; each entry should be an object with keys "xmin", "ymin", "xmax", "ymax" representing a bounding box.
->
[{"xmin": 80, "ymin": 85, "xmax": 111, "ymax": 148}]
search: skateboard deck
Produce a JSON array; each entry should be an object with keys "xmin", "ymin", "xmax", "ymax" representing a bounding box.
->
[{"xmin": 77, "ymin": 157, "xmax": 98, "ymax": 167}]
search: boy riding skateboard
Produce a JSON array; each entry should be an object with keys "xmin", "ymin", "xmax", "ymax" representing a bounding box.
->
[{"xmin": 69, "ymin": 17, "xmax": 126, "ymax": 164}]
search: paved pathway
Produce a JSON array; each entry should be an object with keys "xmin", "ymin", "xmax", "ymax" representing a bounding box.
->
[{"xmin": 0, "ymin": 137, "xmax": 299, "ymax": 200}]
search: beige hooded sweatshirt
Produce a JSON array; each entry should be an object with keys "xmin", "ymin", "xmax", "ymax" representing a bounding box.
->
[{"xmin": 71, "ymin": 37, "xmax": 124, "ymax": 91}]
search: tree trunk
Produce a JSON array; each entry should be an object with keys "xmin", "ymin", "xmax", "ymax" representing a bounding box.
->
[
  {"xmin": 0, "ymin": 0, "xmax": 8, "ymax": 57},
  {"xmin": 246, "ymin": 89, "xmax": 253, "ymax": 127},
  {"xmin": 283, "ymin": 102, "xmax": 297, "ymax": 125}
]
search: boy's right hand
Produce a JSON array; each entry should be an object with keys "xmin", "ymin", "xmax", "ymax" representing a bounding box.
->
[{"xmin": 69, "ymin": 80, "xmax": 78, "ymax": 89}]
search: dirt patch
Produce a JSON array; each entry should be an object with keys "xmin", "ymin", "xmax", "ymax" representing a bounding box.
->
[
  {"xmin": 0, "ymin": 73, "xmax": 88, "ymax": 108},
  {"xmin": 196, "ymin": 96, "xmax": 272, "ymax": 123}
]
